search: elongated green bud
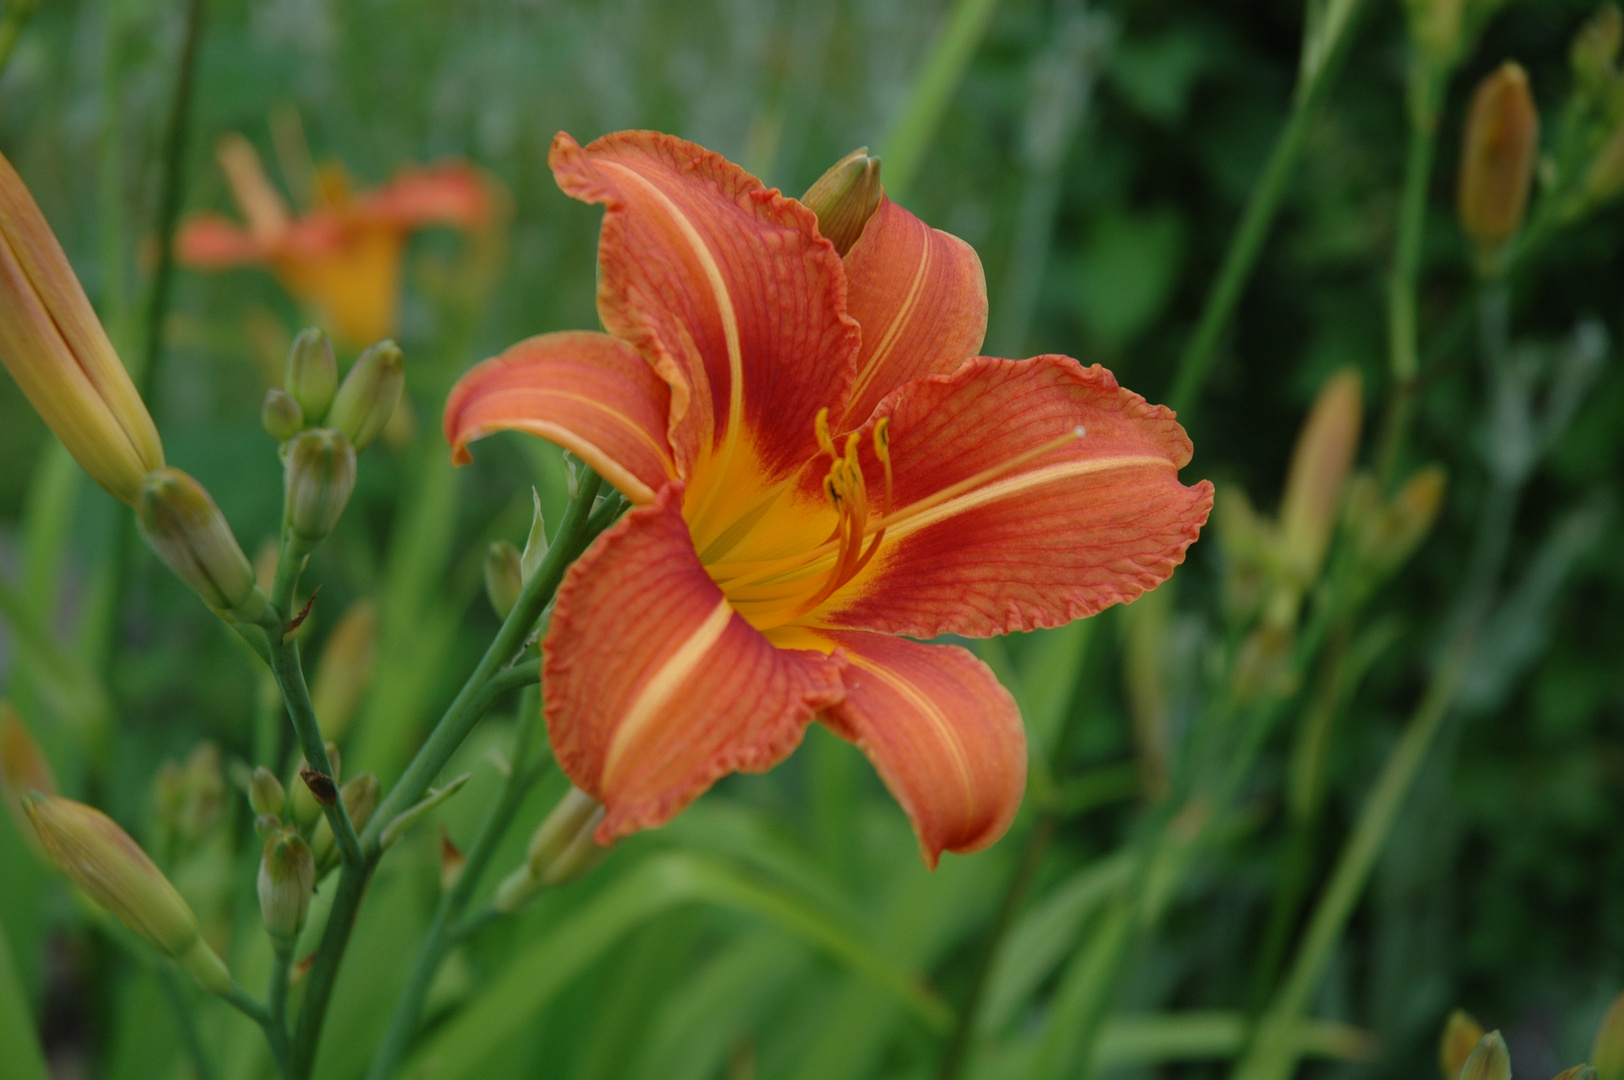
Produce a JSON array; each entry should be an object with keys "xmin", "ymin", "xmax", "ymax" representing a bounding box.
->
[
  {"xmin": 258, "ymin": 829, "xmax": 314, "ymax": 946},
  {"xmin": 485, "ymin": 540, "xmax": 523, "ymax": 619},
  {"xmin": 23, "ymin": 794, "xmax": 231, "ymax": 993},
  {"xmin": 286, "ymin": 327, "xmax": 337, "ymax": 422},
  {"xmin": 261, "ymin": 388, "xmax": 304, "ymax": 441},
  {"xmin": 285, "ymin": 428, "xmax": 357, "ymax": 555},
  {"xmin": 1459, "ymin": 1032, "xmax": 1511, "ymax": 1080},
  {"xmin": 288, "ymin": 742, "xmax": 340, "ymax": 829},
  {"xmin": 249, "ymin": 766, "xmax": 286, "ymax": 818},
  {"xmin": 800, "ymin": 148, "xmax": 883, "ymax": 256},
  {"xmin": 311, "ymin": 773, "xmax": 379, "ymax": 869},
  {"xmin": 520, "ymin": 487, "xmax": 548, "ymax": 582},
  {"xmin": 1441, "ymin": 1010, "xmax": 1486, "ymax": 1080},
  {"xmin": 328, "ymin": 340, "xmax": 403, "ymax": 451},
  {"xmin": 493, "ymin": 786, "xmax": 607, "ymax": 911},
  {"xmin": 308, "ymin": 600, "xmax": 378, "ymax": 741},
  {"xmin": 138, "ymin": 468, "xmax": 268, "ymax": 623}
]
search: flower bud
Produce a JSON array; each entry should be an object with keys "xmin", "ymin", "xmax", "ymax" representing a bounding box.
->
[
  {"xmin": 258, "ymin": 829, "xmax": 314, "ymax": 946},
  {"xmin": 261, "ymin": 387, "xmax": 304, "ymax": 440},
  {"xmin": 311, "ymin": 772, "xmax": 379, "ymax": 869},
  {"xmin": 1344, "ymin": 465, "xmax": 1447, "ymax": 583},
  {"xmin": 328, "ymin": 339, "xmax": 404, "ymax": 451},
  {"xmin": 440, "ymin": 828, "xmax": 466, "ymax": 893},
  {"xmin": 493, "ymin": 786, "xmax": 607, "ymax": 911},
  {"xmin": 520, "ymin": 486, "xmax": 549, "ymax": 582},
  {"xmin": 249, "ymin": 766, "xmax": 286, "ymax": 819},
  {"xmin": 1593, "ymin": 989, "xmax": 1624, "ymax": 1080},
  {"xmin": 1555, "ymin": 1068, "xmax": 1599, "ymax": 1080},
  {"xmin": 1572, "ymin": 5, "xmax": 1622, "ymax": 92},
  {"xmin": 1583, "ymin": 120, "xmax": 1624, "ymax": 209},
  {"xmin": 309, "ymin": 599, "xmax": 378, "ymax": 741},
  {"xmin": 288, "ymin": 742, "xmax": 340, "ymax": 829},
  {"xmin": 23, "ymin": 793, "xmax": 231, "ymax": 993},
  {"xmin": 485, "ymin": 540, "xmax": 523, "ymax": 619},
  {"xmin": 800, "ymin": 148, "xmax": 884, "ymax": 257},
  {"xmin": 1441, "ymin": 1010, "xmax": 1486, "ymax": 1080},
  {"xmin": 284, "ymin": 428, "xmax": 357, "ymax": 555},
  {"xmin": 0, "ymin": 704, "xmax": 57, "ymax": 851},
  {"xmin": 1279, "ymin": 369, "xmax": 1362, "ymax": 589},
  {"xmin": 138, "ymin": 468, "xmax": 268, "ymax": 623},
  {"xmin": 285, "ymin": 327, "xmax": 337, "ymax": 423},
  {"xmin": 1458, "ymin": 63, "xmax": 1539, "ymax": 275},
  {"xmin": 0, "ymin": 149, "xmax": 165, "ymax": 506},
  {"xmin": 1459, "ymin": 1031, "xmax": 1511, "ymax": 1080}
]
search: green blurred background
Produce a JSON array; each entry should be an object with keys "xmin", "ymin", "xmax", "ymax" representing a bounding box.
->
[{"xmin": 1, "ymin": 0, "xmax": 1622, "ymax": 1077}]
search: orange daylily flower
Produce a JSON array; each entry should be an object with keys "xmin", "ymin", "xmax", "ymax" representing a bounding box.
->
[
  {"xmin": 445, "ymin": 132, "xmax": 1213, "ymax": 866},
  {"xmin": 177, "ymin": 134, "xmax": 495, "ymax": 347}
]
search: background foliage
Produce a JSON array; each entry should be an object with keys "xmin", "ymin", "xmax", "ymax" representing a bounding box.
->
[{"xmin": 1, "ymin": 0, "xmax": 1622, "ymax": 1077}]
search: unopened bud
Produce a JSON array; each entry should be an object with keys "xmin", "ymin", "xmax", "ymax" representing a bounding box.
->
[
  {"xmin": 261, "ymin": 387, "xmax": 304, "ymax": 441},
  {"xmin": 1459, "ymin": 1031, "xmax": 1511, "ymax": 1080},
  {"xmin": 308, "ymin": 600, "xmax": 378, "ymax": 741},
  {"xmin": 249, "ymin": 766, "xmax": 286, "ymax": 818},
  {"xmin": 800, "ymin": 148, "xmax": 884, "ymax": 256},
  {"xmin": 328, "ymin": 340, "xmax": 403, "ymax": 451},
  {"xmin": 1583, "ymin": 120, "xmax": 1624, "ymax": 209},
  {"xmin": 285, "ymin": 428, "xmax": 357, "ymax": 555},
  {"xmin": 1572, "ymin": 6, "xmax": 1623, "ymax": 92},
  {"xmin": 258, "ymin": 830, "xmax": 314, "ymax": 946},
  {"xmin": 520, "ymin": 487, "xmax": 548, "ymax": 582},
  {"xmin": 1346, "ymin": 465, "xmax": 1447, "ymax": 582},
  {"xmin": 174, "ymin": 743, "xmax": 224, "ymax": 843},
  {"xmin": 1555, "ymin": 1068, "xmax": 1599, "ymax": 1080},
  {"xmin": 288, "ymin": 742, "xmax": 340, "ymax": 829},
  {"xmin": 138, "ymin": 468, "xmax": 268, "ymax": 623},
  {"xmin": 440, "ymin": 828, "xmax": 466, "ymax": 892},
  {"xmin": 312, "ymin": 773, "xmax": 379, "ymax": 869},
  {"xmin": 1593, "ymin": 989, "xmax": 1624, "ymax": 1080},
  {"xmin": 0, "ymin": 704, "xmax": 57, "ymax": 849},
  {"xmin": 493, "ymin": 786, "xmax": 607, "ymax": 911},
  {"xmin": 23, "ymin": 793, "xmax": 230, "ymax": 993},
  {"xmin": 1441, "ymin": 1010, "xmax": 1486, "ymax": 1080},
  {"xmin": 285, "ymin": 327, "xmax": 337, "ymax": 422},
  {"xmin": 1279, "ymin": 369, "xmax": 1362, "ymax": 588},
  {"xmin": 485, "ymin": 540, "xmax": 523, "ymax": 619},
  {"xmin": 1458, "ymin": 63, "xmax": 1539, "ymax": 275}
]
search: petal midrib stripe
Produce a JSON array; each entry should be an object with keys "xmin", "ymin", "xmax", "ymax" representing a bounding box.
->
[{"xmin": 602, "ymin": 598, "xmax": 735, "ymax": 786}]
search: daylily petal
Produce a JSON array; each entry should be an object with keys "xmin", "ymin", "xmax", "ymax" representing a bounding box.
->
[
  {"xmin": 361, "ymin": 162, "xmax": 496, "ymax": 231},
  {"xmin": 444, "ymin": 331, "xmax": 675, "ymax": 504},
  {"xmin": 272, "ymin": 224, "xmax": 405, "ymax": 349},
  {"xmin": 548, "ymin": 131, "xmax": 860, "ymax": 542},
  {"xmin": 544, "ymin": 483, "xmax": 846, "ymax": 841},
  {"xmin": 176, "ymin": 216, "xmax": 271, "ymax": 268},
  {"xmin": 809, "ymin": 355, "xmax": 1213, "ymax": 638},
  {"xmin": 839, "ymin": 197, "xmax": 987, "ymax": 429},
  {"xmin": 769, "ymin": 626, "xmax": 1024, "ymax": 868}
]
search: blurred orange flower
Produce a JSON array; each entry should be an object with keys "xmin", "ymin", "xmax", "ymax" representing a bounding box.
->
[{"xmin": 177, "ymin": 134, "xmax": 495, "ymax": 347}]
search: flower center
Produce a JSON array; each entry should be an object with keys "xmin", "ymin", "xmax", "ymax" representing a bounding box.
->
[{"xmin": 706, "ymin": 410, "xmax": 1082, "ymax": 632}]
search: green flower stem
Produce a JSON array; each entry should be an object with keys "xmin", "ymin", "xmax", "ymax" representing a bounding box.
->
[
  {"xmin": 267, "ymin": 945, "xmax": 293, "ymax": 1059},
  {"xmin": 1375, "ymin": 65, "xmax": 1445, "ymax": 484},
  {"xmin": 158, "ymin": 967, "xmax": 218, "ymax": 1080},
  {"xmin": 364, "ymin": 689, "xmax": 547, "ymax": 1080},
  {"xmin": 1167, "ymin": 0, "xmax": 1369, "ymax": 419},
  {"xmin": 266, "ymin": 631, "xmax": 365, "ymax": 870},
  {"xmin": 362, "ymin": 469, "xmax": 602, "ymax": 849},
  {"xmin": 284, "ymin": 469, "xmax": 604, "ymax": 1079},
  {"xmin": 219, "ymin": 980, "xmax": 288, "ymax": 1073}
]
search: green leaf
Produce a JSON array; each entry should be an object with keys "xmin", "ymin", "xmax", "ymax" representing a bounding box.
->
[{"xmin": 0, "ymin": 912, "xmax": 48, "ymax": 1080}]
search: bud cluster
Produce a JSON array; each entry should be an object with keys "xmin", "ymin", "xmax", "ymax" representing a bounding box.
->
[{"xmin": 492, "ymin": 786, "xmax": 609, "ymax": 912}]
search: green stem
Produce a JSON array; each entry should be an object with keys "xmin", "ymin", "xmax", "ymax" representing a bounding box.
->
[
  {"xmin": 266, "ymin": 632, "xmax": 364, "ymax": 869},
  {"xmin": 268, "ymin": 946, "xmax": 293, "ymax": 1060},
  {"xmin": 364, "ymin": 689, "xmax": 545, "ymax": 1080},
  {"xmin": 158, "ymin": 967, "xmax": 218, "ymax": 1080},
  {"xmin": 288, "ymin": 853, "xmax": 370, "ymax": 1078},
  {"xmin": 1375, "ymin": 66, "xmax": 1444, "ymax": 484},
  {"xmin": 1167, "ymin": 0, "xmax": 1369, "ymax": 419},
  {"xmin": 220, "ymin": 981, "xmax": 288, "ymax": 1072}
]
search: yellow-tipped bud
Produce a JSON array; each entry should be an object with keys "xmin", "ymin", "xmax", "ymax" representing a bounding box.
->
[
  {"xmin": 492, "ymin": 786, "xmax": 607, "ymax": 911},
  {"xmin": 138, "ymin": 468, "xmax": 268, "ymax": 623},
  {"xmin": 22, "ymin": 793, "xmax": 231, "ymax": 993},
  {"xmin": 1279, "ymin": 369, "xmax": 1363, "ymax": 589},
  {"xmin": 1458, "ymin": 63, "xmax": 1539, "ymax": 275},
  {"xmin": 328, "ymin": 339, "xmax": 404, "ymax": 451},
  {"xmin": 308, "ymin": 599, "xmax": 378, "ymax": 741},
  {"xmin": 258, "ymin": 829, "xmax": 314, "ymax": 946},
  {"xmin": 284, "ymin": 428, "xmax": 357, "ymax": 555},
  {"xmin": 1441, "ymin": 1010, "xmax": 1487, "ymax": 1080},
  {"xmin": 262, "ymin": 388, "xmax": 304, "ymax": 441},
  {"xmin": 311, "ymin": 772, "xmax": 379, "ymax": 870},
  {"xmin": 285, "ymin": 327, "xmax": 337, "ymax": 423},
  {"xmin": 1459, "ymin": 1031, "xmax": 1511, "ymax": 1080},
  {"xmin": 1593, "ymin": 989, "xmax": 1624, "ymax": 1080},
  {"xmin": 0, "ymin": 149, "xmax": 164, "ymax": 506},
  {"xmin": 249, "ymin": 766, "xmax": 286, "ymax": 819},
  {"xmin": 485, "ymin": 540, "xmax": 523, "ymax": 619},
  {"xmin": 1345, "ymin": 465, "xmax": 1447, "ymax": 582},
  {"xmin": 800, "ymin": 148, "xmax": 884, "ymax": 256}
]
